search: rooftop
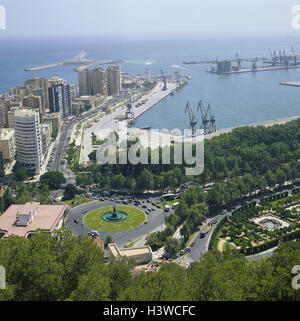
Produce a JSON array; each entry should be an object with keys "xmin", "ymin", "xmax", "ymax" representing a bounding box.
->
[
  {"xmin": 0, "ymin": 128, "xmax": 14, "ymax": 140},
  {"xmin": 108, "ymin": 243, "xmax": 152, "ymax": 258},
  {"xmin": 0, "ymin": 202, "xmax": 67, "ymax": 238}
]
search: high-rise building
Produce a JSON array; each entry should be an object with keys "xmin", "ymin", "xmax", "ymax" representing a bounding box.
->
[
  {"xmin": 78, "ymin": 69, "xmax": 89, "ymax": 96},
  {"xmin": 69, "ymin": 84, "xmax": 79, "ymax": 100},
  {"xmin": 25, "ymin": 78, "xmax": 50, "ymax": 110},
  {"xmin": 90, "ymin": 68, "xmax": 107, "ymax": 96},
  {"xmin": 48, "ymin": 77, "xmax": 72, "ymax": 118},
  {"xmin": 13, "ymin": 110, "xmax": 42, "ymax": 175},
  {"xmin": 107, "ymin": 65, "xmax": 121, "ymax": 96},
  {"xmin": 9, "ymin": 86, "xmax": 31, "ymax": 99},
  {"xmin": 0, "ymin": 102, "xmax": 9, "ymax": 128},
  {"xmin": 78, "ymin": 68, "xmax": 108, "ymax": 96},
  {"xmin": 22, "ymin": 94, "xmax": 43, "ymax": 115}
]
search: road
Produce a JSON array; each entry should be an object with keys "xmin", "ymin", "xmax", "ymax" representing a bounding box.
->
[
  {"xmin": 181, "ymin": 184, "xmax": 299, "ymax": 264},
  {"xmin": 66, "ymin": 199, "xmax": 167, "ymax": 248},
  {"xmin": 81, "ymin": 81, "xmax": 177, "ymax": 164}
]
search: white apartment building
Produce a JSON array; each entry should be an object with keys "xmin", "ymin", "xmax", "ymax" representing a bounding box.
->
[{"xmin": 13, "ymin": 109, "xmax": 42, "ymax": 175}]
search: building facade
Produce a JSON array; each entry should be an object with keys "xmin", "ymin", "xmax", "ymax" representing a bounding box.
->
[
  {"xmin": 0, "ymin": 101, "xmax": 9, "ymax": 128},
  {"xmin": 107, "ymin": 65, "xmax": 121, "ymax": 96},
  {"xmin": 0, "ymin": 128, "xmax": 16, "ymax": 163},
  {"xmin": 48, "ymin": 77, "xmax": 72, "ymax": 118},
  {"xmin": 13, "ymin": 110, "xmax": 42, "ymax": 175},
  {"xmin": 42, "ymin": 112, "xmax": 62, "ymax": 133},
  {"xmin": 25, "ymin": 77, "xmax": 50, "ymax": 110},
  {"xmin": 22, "ymin": 94, "xmax": 43, "ymax": 115},
  {"xmin": 78, "ymin": 68, "xmax": 108, "ymax": 96}
]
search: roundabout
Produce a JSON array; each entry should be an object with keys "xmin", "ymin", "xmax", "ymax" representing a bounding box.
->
[{"xmin": 83, "ymin": 205, "xmax": 146, "ymax": 232}]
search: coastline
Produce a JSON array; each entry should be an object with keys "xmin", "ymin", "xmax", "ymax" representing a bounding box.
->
[{"xmin": 204, "ymin": 115, "xmax": 300, "ymax": 140}]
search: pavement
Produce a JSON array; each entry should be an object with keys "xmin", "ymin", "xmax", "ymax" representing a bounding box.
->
[{"xmin": 80, "ymin": 81, "xmax": 179, "ymax": 164}]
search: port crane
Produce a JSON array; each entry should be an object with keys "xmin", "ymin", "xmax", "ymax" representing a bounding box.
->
[
  {"xmin": 160, "ymin": 69, "xmax": 168, "ymax": 91},
  {"xmin": 207, "ymin": 104, "xmax": 216, "ymax": 133},
  {"xmin": 198, "ymin": 101, "xmax": 210, "ymax": 135},
  {"xmin": 185, "ymin": 102, "xmax": 198, "ymax": 136},
  {"xmin": 198, "ymin": 100, "xmax": 217, "ymax": 134}
]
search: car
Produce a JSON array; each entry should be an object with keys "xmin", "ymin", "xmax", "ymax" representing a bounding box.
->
[
  {"xmin": 74, "ymin": 219, "xmax": 79, "ymax": 224},
  {"xmin": 221, "ymin": 210, "xmax": 227, "ymax": 215},
  {"xmin": 88, "ymin": 231, "xmax": 100, "ymax": 237},
  {"xmin": 191, "ymin": 242, "xmax": 196, "ymax": 247},
  {"xmin": 185, "ymin": 247, "xmax": 191, "ymax": 253},
  {"xmin": 142, "ymin": 205, "xmax": 147, "ymax": 209},
  {"xmin": 151, "ymin": 208, "xmax": 155, "ymax": 212},
  {"xmin": 180, "ymin": 250, "xmax": 185, "ymax": 255}
]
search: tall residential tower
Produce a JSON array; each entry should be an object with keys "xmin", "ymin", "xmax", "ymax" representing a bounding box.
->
[{"xmin": 14, "ymin": 109, "xmax": 42, "ymax": 175}]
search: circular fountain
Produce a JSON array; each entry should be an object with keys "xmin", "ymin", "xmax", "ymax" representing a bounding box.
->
[{"xmin": 102, "ymin": 204, "xmax": 128, "ymax": 222}]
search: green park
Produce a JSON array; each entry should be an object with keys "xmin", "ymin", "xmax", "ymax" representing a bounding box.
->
[{"xmin": 83, "ymin": 205, "xmax": 146, "ymax": 232}]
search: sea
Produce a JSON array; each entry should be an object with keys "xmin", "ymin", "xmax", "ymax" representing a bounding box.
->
[{"xmin": 1, "ymin": 35, "xmax": 300, "ymax": 131}]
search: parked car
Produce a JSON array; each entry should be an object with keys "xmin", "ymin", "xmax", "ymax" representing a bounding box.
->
[
  {"xmin": 74, "ymin": 219, "xmax": 79, "ymax": 224},
  {"xmin": 88, "ymin": 231, "xmax": 100, "ymax": 237},
  {"xmin": 185, "ymin": 247, "xmax": 191, "ymax": 253},
  {"xmin": 191, "ymin": 242, "xmax": 196, "ymax": 247}
]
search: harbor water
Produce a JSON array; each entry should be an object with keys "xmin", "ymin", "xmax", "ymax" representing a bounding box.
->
[{"xmin": 1, "ymin": 35, "xmax": 300, "ymax": 131}]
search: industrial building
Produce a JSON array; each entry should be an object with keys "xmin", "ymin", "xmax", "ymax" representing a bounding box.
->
[{"xmin": 216, "ymin": 60, "xmax": 232, "ymax": 74}]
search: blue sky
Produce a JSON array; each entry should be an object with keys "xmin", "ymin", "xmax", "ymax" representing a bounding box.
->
[{"xmin": 0, "ymin": 0, "xmax": 299, "ymax": 37}]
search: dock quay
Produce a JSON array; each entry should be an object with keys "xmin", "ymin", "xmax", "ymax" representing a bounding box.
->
[
  {"xmin": 207, "ymin": 64, "xmax": 300, "ymax": 75},
  {"xmin": 279, "ymin": 81, "xmax": 300, "ymax": 87}
]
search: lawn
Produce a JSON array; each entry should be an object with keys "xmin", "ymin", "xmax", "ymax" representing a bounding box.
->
[
  {"xmin": 84, "ymin": 206, "xmax": 146, "ymax": 232},
  {"xmin": 64, "ymin": 195, "xmax": 93, "ymax": 208}
]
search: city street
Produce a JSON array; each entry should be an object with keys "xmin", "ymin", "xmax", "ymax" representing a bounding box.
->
[{"xmin": 66, "ymin": 199, "xmax": 167, "ymax": 248}]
